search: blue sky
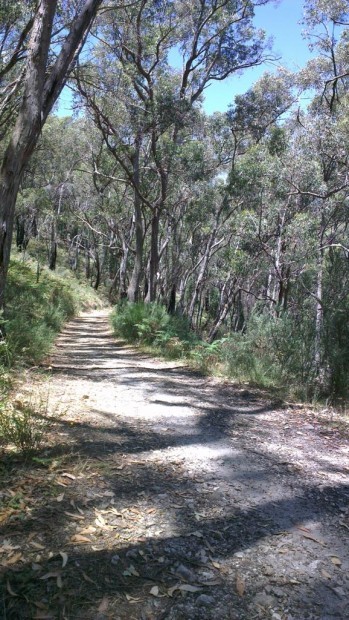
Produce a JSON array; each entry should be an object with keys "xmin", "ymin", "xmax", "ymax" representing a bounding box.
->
[
  {"xmin": 57, "ymin": 0, "xmax": 311, "ymax": 117},
  {"xmin": 203, "ymin": 0, "xmax": 310, "ymax": 113}
]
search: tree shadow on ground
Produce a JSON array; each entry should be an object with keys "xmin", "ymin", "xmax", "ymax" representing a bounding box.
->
[
  {"xmin": 1, "ymin": 315, "xmax": 348, "ymax": 618},
  {"xmin": 1, "ymin": 406, "xmax": 349, "ymax": 619}
]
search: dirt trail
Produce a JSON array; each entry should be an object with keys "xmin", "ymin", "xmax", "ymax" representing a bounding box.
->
[{"xmin": 2, "ymin": 309, "xmax": 349, "ymax": 619}]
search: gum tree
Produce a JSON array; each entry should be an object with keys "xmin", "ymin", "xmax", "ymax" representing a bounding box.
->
[{"xmin": 0, "ymin": 0, "xmax": 102, "ymax": 308}]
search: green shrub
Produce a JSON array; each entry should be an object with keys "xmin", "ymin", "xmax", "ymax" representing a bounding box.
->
[
  {"xmin": 0, "ymin": 257, "xmax": 102, "ymax": 368},
  {"xmin": 111, "ymin": 302, "xmax": 198, "ymax": 359},
  {"xmin": 0, "ymin": 396, "xmax": 51, "ymax": 455},
  {"xmin": 111, "ymin": 302, "xmax": 168, "ymax": 343},
  {"xmin": 215, "ymin": 312, "xmax": 314, "ymax": 393}
]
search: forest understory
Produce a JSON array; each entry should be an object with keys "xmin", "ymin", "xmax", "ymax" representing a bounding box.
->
[{"xmin": 1, "ymin": 309, "xmax": 349, "ymax": 620}]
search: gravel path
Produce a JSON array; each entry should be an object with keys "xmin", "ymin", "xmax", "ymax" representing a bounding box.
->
[{"xmin": 5, "ymin": 309, "xmax": 349, "ymax": 619}]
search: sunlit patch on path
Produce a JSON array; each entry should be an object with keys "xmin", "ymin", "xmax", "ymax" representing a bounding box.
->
[{"xmin": 1, "ymin": 310, "xmax": 349, "ymax": 619}]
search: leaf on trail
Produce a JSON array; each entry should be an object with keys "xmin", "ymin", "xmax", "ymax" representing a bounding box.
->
[
  {"xmin": 339, "ymin": 520, "xmax": 349, "ymax": 531},
  {"xmin": 98, "ymin": 596, "xmax": 109, "ymax": 612},
  {"xmin": 32, "ymin": 563, "xmax": 42, "ymax": 572},
  {"xmin": 125, "ymin": 593, "xmax": 141, "ymax": 603},
  {"xmin": 79, "ymin": 526, "xmax": 96, "ymax": 535},
  {"xmin": 6, "ymin": 552, "xmax": 22, "ymax": 565},
  {"xmin": 168, "ymin": 583, "xmax": 202, "ymax": 596},
  {"xmin": 33, "ymin": 601, "xmax": 49, "ymax": 610},
  {"xmin": 302, "ymin": 532, "xmax": 326, "ymax": 546},
  {"xmin": 321, "ymin": 569, "xmax": 332, "ymax": 579},
  {"xmin": 56, "ymin": 575, "xmax": 63, "ymax": 589},
  {"xmin": 64, "ymin": 511, "xmax": 84, "ymax": 520},
  {"xmin": 6, "ymin": 580, "xmax": 17, "ymax": 597},
  {"xmin": 69, "ymin": 534, "xmax": 91, "ymax": 544},
  {"xmin": 150, "ymin": 585, "xmax": 160, "ymax": 596},
  {"xmin": 188, "ymin": 531, "xmax": 203, "ymax": 538},
  {"xmin": 59, "ymin": 552, "xmax": 68, "ymax": 568},
  {"xmin": 39, "ymin": 572, "xmax": 60, "ymax": 580},
  {"xmin": 82, "ymin": 571, "xmax": 97, "ymax": 585},
  {"xmin": 30, "ymin": 541, "xmax": 46, "ymax": 550},
  {"xmin": 205, "ymin": 540, "xmax": 214, "ymax": 553},
  {"xmin": 123, "ymin": 564, "xmax": 140, "ymax": 577},
  {"xmin": 331, "ymin": 556, "xmax": 342, "ymax": 566},
  {"xmin": 61, "ymin": 473, "xmax": 76, "ymax": 480},
  {"xmin": 236, "ymin": 574, "xmax": 245, "ymax": 597},
  {"xmin": 212, "ymin": 561, "xmax": 221, "ymax": 569},
  {"xmin": 56, "ymin": 493, "xmax": 65, "ymax": 503},
  {"xmin": 0, "ymin": 540, "xmax": 20, "ymax": 553}
]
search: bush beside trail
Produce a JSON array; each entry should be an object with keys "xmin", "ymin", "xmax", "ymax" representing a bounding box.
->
[{"xmin": 0, "ymin": 258, "xmax": 104, "ymax": 454}]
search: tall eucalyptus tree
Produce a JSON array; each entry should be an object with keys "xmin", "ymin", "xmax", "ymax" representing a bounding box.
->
[
  {"xmin": 0, "ymin": 0, "xmax": 102, "ymax": 308},
  {"xmin": 76, "ymin": 0, "xmax": 275, "ymax": 302}
]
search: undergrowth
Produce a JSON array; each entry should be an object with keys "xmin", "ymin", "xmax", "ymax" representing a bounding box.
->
[
  {"xmin": 111, "ymin": 302, "xmax": 198, "ymax": 359},
  {"xmin": 0, "ymin": 256, "xmax": 103, "ymax": 454},
  {"xmin": 111, "ymin": 303, "xmax": 326, "ymax": 403},
  {"xmin": 2, "ymin": 257, "xmax": 102, "ymax": 366}
]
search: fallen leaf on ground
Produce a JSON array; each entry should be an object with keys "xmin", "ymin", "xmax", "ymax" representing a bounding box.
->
[
  {"xmin": 123, "ymin": 564, "xmax": 140, "ymax": 577},
  {"xmin": 30, "ymin": 541, "xmax": 45, "ymax": 550},
  {"xmin": 39, "ymin": 572, "xmax": 61, "ymax": 580},
  {"xmin": 125, "ymin": 593, "xmax": 141, "ymax": 603},
  {"xmin": 236, "ymin": 574, "xmax": 245, "ymax": 597},
  {"xmin": 5, "ymin": 552, "xmax": 22, "ymax": 565},
  {"xmin": 321, "ymin": 569, "xmax": 332, "ymax": 579},
  {"xmin": 331, "ymin": 556, "xmax": 342, "ymax": 566},
  {"xmin": 98, "ymin": 596, "xmax": 109, "ymax": 612},
  {"xmin": 339, "ymin": 520, "xmax": 349, "ymax": 531},
  {"xmin": 32, "ymin": 563, "xmax": 42, "ymax": 571},
  {"xmin": 61, "ymin": 473, "xmax": 76, "ymax": 480},
  {"xmin": 69, "ymin": 535, "xmax": 91, "ymax": 544},
  {"xmin": 301, "ymin": 532, "xmax": 326, "ymax": 546},
  {"xmin": 79, "ymin": 526, "xmax": 97, "ymax": 535},
  {"xmin": 168, "ymin": 584, "xmax": 202, "ymax": 596},
  {"xmin": 6, "ymin": 580, "xmax": 17, "ymax": 596},
  {"xmin": 56, "ymin": 493, "xmax": 65, "ymax": 502},
  {"xmin": 82, "ymin": 571, "xmax": 97, "ymax": 585},
  {"xmin": 199, "ymin": 579, "xmax": 221, "ymax": 586},
  {"xmin": 150, "ymin": 585, "xmax": 160, "ymax": 596},
  {"xmin": 0, "ymin": 541, "xmax": 20, "ymax": 553},
  {"xmin": 33, "ymin": 601, "xmax": 49, "ymax": 610},
  {"xmin": 59, "ymin": 552, "xmax": 68, "ymax": 568},
  {"xmin": 64, "ymin": 511, "xmax": 84, "ymax": 520}
]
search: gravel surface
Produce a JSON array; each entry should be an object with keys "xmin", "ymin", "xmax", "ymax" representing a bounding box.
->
[{"xmin": 4, "ymin": 309, "xmax": 349, "ymax": 620}]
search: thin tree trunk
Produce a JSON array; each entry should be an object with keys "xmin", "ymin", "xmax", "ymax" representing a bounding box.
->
[
  {"xmin": 0, "ymin": 0, "xmax": 101, "ymax": 308},
  {"xmin": 145, "ymin": 209, "xmax": 160, "ymax": 303},
  {"xmin": 127, "ymin": 137, "xmax": 143, "ymax": 303}
]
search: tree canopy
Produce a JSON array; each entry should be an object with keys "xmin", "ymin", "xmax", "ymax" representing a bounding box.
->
[{"xmin": 2, "ymin": 0, "xmax": 349, "ymax": 398}]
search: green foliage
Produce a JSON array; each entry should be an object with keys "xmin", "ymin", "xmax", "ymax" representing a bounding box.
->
[
  {"xmin": 192, "ymin": 312, "xmax": 315, "ymax": 396},
  {"xmin": 111, "ymin": 302, "xmax": 198, "ymax": 359},
  {"xmin": 0, "ymin": 257, "xmax": 101, "ymax": 367},
  {"xmin": 220, "ymin": 314, "xmax": 307, "ymax": 388},
  {"xmin": 0, "ymin": 398, "xmax": 50, "ymax": 455}
]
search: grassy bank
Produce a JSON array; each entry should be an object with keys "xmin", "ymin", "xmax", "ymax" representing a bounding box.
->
[
  {"xmin": 110, "ymin": 302, "xmax": 349, "ymax": 405},
  {"xmin": 0, "ymin": 258, "xmax": 104, "ymax": 454},
  {"xmin": 2, "ymin": 258, "xmax": 103, "ymax": 368}
]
